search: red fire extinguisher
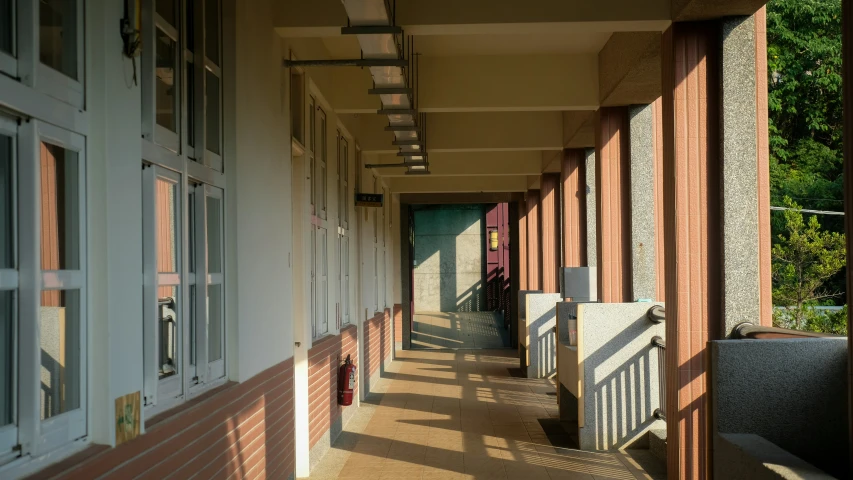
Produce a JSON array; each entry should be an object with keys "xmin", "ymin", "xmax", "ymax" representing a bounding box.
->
[{"xmin": 338, "ymin": 354, "xmax": 356, "ymax": 406}]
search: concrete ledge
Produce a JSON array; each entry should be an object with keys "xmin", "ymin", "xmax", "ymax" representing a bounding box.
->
[{"xmin": 715, "ymin": 433, "xmax": 835, "ymax": 480}]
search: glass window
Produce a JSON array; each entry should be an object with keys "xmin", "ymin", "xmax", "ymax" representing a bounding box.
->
[
  {"xmin": 0, "ymin": 290, "xmax": 12, "ymax": 428},
  {"xmin": 205, "ymin": 71, "xmax": 220, "ymax": 155},
  {"xmin": 156, "ymin": 179, "xmax": 178, "ymax": 273},
  {"xmin": 185, "ymin": 0, "xmax": 194, "ymax": 53},
  {"xmin": 39, "ymin": 289, "xmax": 81, "ymax": 420},
  {"xmin": 0, "ymin": 133, "xmax": 11, "ymax": 269},
  {"xmin": 156, "ymin": 0, "xmax": 176, "ymax": 26},
  {"xmin": 186, "ymin": 61, "xmax": 195, "ymax": 148},
  {"xmin": 205, "ymin": 0, "xmax": 219, "ymax": 65},
  {"xmin": 158, "ymin": 287, "xmax": 178, "ymax": 379},
  {"xmin": 40, "ymin": 143, "xmax": 79, "ymax": 271},
  {"xmin": 156, "ymin": 30, "xmax": 178, "ymax": 132},
  {"xmin": 0, "ymin": 0, "xmax": 12, "ymax": 55},
  {"xmin": 207, "ymin": 284, "xmax": 221, "ymax": 361},
  {"xmin": 39, "ymin": 0, "xmax": 78, "ymax": 80},
  {"xmin": 206, "ymin": 196, "xmax": 221, "ymax": 273}
]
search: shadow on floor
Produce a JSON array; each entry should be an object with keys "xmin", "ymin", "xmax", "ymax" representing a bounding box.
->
[{"xmin": 412, "ymin": 311, "xmax": 511, "ymax": 349}]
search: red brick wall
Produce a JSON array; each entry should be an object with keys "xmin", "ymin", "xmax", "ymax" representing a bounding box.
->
[
  {"xmin": 37, "ymin": 359, "xmax": 295, "ymax": 480},
  {"xmin": 307, "ymin": 325, "xmax": 358, "ymax": 449},
  {"xmin": 393, "ymin": 304, "xmax": 402, "ymax": 343},
  {"xmin": 365, "ymin": 309, "xmax": 392, "ymax": 378}
]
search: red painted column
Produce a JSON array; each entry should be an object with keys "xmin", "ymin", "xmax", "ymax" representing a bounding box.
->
[
  {"xmin": 540, "ymin": 174, "xmax": 561, "ymax": 293},
  {"xmin": 526, "ymin": 190, "xmax": 542, "ymax": 291},
  {"xmin": 561, "ymin": 149, "xmax": 586, "ymax": 270},
  {"xmin": 595, "ymin": 107, "xmax": 632, "ymax": 303},
  {"xmin": 518, "ymin": 200, "xmax": 528, "ymax": 291},
  {"xmin": 661, "ymin": 23, "xmax": 723, "ymax": 480}
]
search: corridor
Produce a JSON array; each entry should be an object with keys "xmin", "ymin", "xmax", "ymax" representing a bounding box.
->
[
  {"xmin": 412, "ymin": 312, "xmax": 511, "ymax": 349},
  {"xmin": 308, "ymin": 349, "xmax": 664, "ymax": 479}
]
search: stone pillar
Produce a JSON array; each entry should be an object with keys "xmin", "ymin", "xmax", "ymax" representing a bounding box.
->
[
  {"xmin": 518, "ymin": 200, "xmax": 528, "ymax": 292},
  {"xmin": 628, "ymin": 103, "xmax": 661, "ymax": 302},
  {"xmin": 561, "ymin": 149, "xmax": 586, "ymax": 269},
  {"xmin": 721, "ymin": 14, "xmax": 767, "ymax": 333},
  {"xmin": 842, "ymin": 0, "xmax": 853, "ymax": 469},
  {"xmin": 595, "ymin": 107, "xmax": 632, "ymax": 303},
  {"xmin": 661, "ymin": 23, "xmax": 722, "ymax": 480},
  {"xmin": 540, "ymin": 174, "xmax": 561, "ymax": 293},
  {"xmin": 584, "ymin": 148, "xmax": 597, "ymax": 270},
  {"xmin": 526, "ymin": 190, "xmax": 542, "ymax": 290}
]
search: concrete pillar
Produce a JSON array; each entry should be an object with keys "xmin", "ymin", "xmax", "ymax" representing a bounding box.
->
[
  {"xmin": 526, "ymin": 190, "xmax": 542, "ymax": 290},
  {"xmin": 561, "ymin": 149, "xmax": 586, "ymax": 269},
  {"xmin": 628, "ymin": 101, "xmax": 665, "ymax": 302},
  {"xmin": 584, "ymin": 148, "xmax": 598, "ymax": 269},
  {"xmin": 595, "ymin": 107, "xmax": 632, "ymax": 303},
  {"xmin": 518, "ymin": 200, "xmax": 528, "ymax": 291},
  {"xmin": 661, "ymin": 14, "xmax": 770, "ymax": 478},
  {"xmin": 842, "ymin": 0, "xmax": 853, "ymax": 469},
  {"xmin": 540, "ymin": 174, "xmax": 561, "ymax": 293}
]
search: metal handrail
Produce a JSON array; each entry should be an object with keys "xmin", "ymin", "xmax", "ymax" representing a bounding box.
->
[
  {"xmin": 732, "ymin": 322, "xmax": 841, "ymax": 340},
  {"xmin": 651, "ymin": 335, "xmax": 666, "ymax": 422},
  {"xmin": 647, "ymin": 305, "xmax": 665, "ymax": 324}
]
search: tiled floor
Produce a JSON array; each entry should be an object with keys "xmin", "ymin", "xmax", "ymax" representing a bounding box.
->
[
  {"xmin": 308, "ymin": 348, "xmax": 665, "ymax": 479},
  {"xmin": 411, "ymin": 312, "xmax": 511, "ymax": 349}
]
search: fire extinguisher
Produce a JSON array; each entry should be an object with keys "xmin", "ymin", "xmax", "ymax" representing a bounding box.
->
[{"xmin": 338, "ymin": 354, "xmax": 356, "ymax": 406}]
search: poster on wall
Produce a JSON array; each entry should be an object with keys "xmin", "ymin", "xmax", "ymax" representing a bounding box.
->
[{"xmin": 115, "ymin": 391, "xmax": 141, "ymax": 445}]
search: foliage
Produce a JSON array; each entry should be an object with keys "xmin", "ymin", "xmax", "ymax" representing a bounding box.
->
[
  {"xmin": 771, "ymin": 197, "xmax": 846, "ymax": 330},
  {"xmin": 767, "ymin": 0, "xmax": 847, "ymax": 307}
]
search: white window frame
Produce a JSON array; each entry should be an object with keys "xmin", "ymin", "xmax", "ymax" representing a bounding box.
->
[
  {"xmin": 19, "ymin": 120, "xmax": 88, "ymax": 457},
  {"xmin": 141, "ymin": 0, "xmax": 181, "ymax": 152},
  {"xmin": 316, "ymin": 106, "xmax": 327, "ymax": 220},
  {"xmin": 141, "ymin": 0, "xmax": 227, "ymax": 416},
  {"xmin": 0, "ymin": 114, "xmax": 19, "ymax": 464},
  {"xmin": 16, "ymin": 0, "xmax": 85, "ymax": 108},
  {"xmin": 0, "ymin": 1, "xmax": 17, "ymax": 77}
]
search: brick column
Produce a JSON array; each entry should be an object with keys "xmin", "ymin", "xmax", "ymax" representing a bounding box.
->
[
  {"xmin": 561, "ymin": 149, "xmax": 587, "ymax": 269},
  {"xmin": 526, "ymin": 190, "xmax": 542, "ymax": 290},
  {"xmin": 518, "ymin": 200, "xmax": 528, "ymax": 292},
  {"xmin": 540, "ymin": 174, "xmax": 561, "ymax": 293},
  {"xmin": 842, "ymin": 0, "xmax": 853, "ymax": 470},
  {"xmin": 595, "ymin": 107, "xmax": 632, "ymax": 303}
]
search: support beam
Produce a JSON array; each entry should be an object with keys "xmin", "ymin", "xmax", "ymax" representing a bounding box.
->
[
  {"xmin": 518, "ymin": 201, "xmax": 529, "ymax": 292},
  {"xmin": 563, "ymin": 111, "xmax": 597, "ymax": 148},
  {"xmin": 598, "ymin": 32, "xmax": 662, "ymax": 106},
  {"xmin": 343, "ymin": 112, "xmax": 564, "ymax": 153},
  {"xmin": 673, "ymin": 0, "xmax": 768, "ymax": 22},
  {"xmin": 562, "ymin": 150, "xmax": 587, "ymax": 269},
  {"xmin": 526, "ymin": 190, "xmax": 542, "ymax": 290},
  {"xmin": 368, "ymin": 151, "xmax": 544, "ymax": 177},
  {"xmin": 595, "ymin": 107, "xmax": 632, "ymax": 303},
  {"xmin": 274, "ymin": 0, "xmax": 671, "ymax": 36},
  {"xmin": 584, "ymin": 148, "xmax": 598, "ymax": 269},
  {"xmin": 540, "ymin": 174, "xmax": 561, "ymax": 293},
  {"xmin": 327, "ymin": 55, "xmax": 599, "ymax": 113},
  {"xmin": 388, "ymin": 175, "xmax": 528, "ymax": 193}
]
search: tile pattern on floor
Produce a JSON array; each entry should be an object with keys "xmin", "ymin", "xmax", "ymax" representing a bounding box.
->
[
  {"xmin": 307, "ymin": 348, "xmax": 665, "ymax": 479},
  {"xmin": 411, "ymin": 312, "xmax": 510, "ymax": 349}
]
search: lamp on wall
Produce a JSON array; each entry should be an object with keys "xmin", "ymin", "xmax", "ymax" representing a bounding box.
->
[{"xmin": 489, "ymin": 230, "xmax": 499, "ymax": 251}]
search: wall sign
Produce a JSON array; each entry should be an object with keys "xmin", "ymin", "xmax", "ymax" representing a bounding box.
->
[
  {"xmin": 115, "ymin": 391, "xmax": 141, "ymax": 445},
  {"xmin": 355, "ymin": 193, "xmax": 383, "ymax": 208}
]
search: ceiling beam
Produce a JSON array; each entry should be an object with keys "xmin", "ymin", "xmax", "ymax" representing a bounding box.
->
[
  {"xmin": 370, "ymin": 151, "xmax": 545, "ymax": 177},
  {"xmin": 598, "ymin": 32, "xmax": 662, "ymax": 106},
  {"xmin": 672, "ymin": 0, "xmax": 768, "ymax": 22},
  {"xmin": 274, "ymin": 0, "xmax": 671, "ymax": 36},
  {"xmin": 342, "ymin": 111, "xmax": 563, "ymax": 153},
  {"xmin": 390, "ymin": 175, "xmax": 529, "ymax": 193}
]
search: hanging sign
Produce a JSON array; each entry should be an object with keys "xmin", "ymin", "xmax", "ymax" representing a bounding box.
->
[{"xmin": 355, "ymin": 193, "xmax": 383, "ymax": 208}]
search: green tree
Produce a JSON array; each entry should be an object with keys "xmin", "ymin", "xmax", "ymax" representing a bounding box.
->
[{"xmin": 772, "ymin": 197, "xmax": 846, "ymax": 330}]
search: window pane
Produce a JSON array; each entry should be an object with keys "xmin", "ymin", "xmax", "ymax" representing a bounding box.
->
[
  {"xmin": 158, "ymin": 287, "xmax": 178, "ymax": 379},
  {"xmin": 39, "ymin": 0, "xmax": 78, "ymax": 80},
  {"xmin": 205, "ymin": 0, "xmax": 219, "ymax": 65},
  {"xmin": 0, "ymin": 290, "xmax": 12, "ymax": 427},
  {"xmin": 206, "ymin": 196, "xmax": 221, "ymax": 274},
  {"xmin": 40, "ymin": 143, "xmax": 79, "ymax": 271},
  {"xmin": 156, "ymin": 0, "xmax": 175, "ymax": 26},
  {"xmin": 185, "ymin": 0, "xmax": 195, "ymax": 53},
  {"xmin": 155, "ymin": 29, "xmax": 178, "ymax": 133},
  {"xmin": 205, "ymin": 71, "xmax": 220, "ymax": 155},
  {"xmin": 156, "ymin": 179, "xmax": 178, "ymax": 273},
  {"xmin": 188, "ymin": 284, "xmax": 196, "ymax": 366},
  {"xmin": 39, "ymin": 289, "xmax": 80, "ymax": 420},
  {"xmin": 188, "ymin": 191, "xmax": 196, "ymax": 274},
  {"xmin": 0, "ymin": 134, "xmax": 11, "ymax": 269},
  {"xmin": 207, "ymin": 284, "xmax": 222, "ymax": 362},
  {"xmin": 0, "ymin": 0, "xmax": 12, "ymax": 55}
]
